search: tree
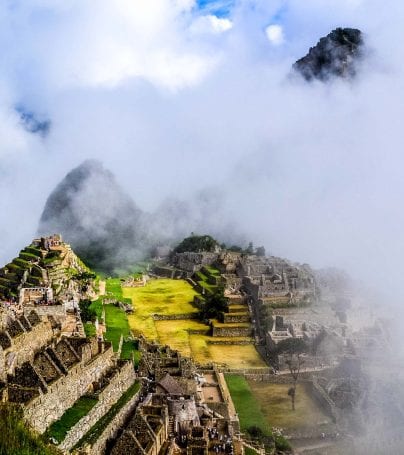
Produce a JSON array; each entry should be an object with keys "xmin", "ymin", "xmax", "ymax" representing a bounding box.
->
[
  {"xmin": 276, "ymin": 338, "xmax": 307, "ymax": 411},
  {"xmin": 79, "ymin": 299, "xmax": 97, "ymax": 322},
  {"xmin": 200, "ymin": 287, "xmax": 228, "ymax": 321},
  {"xmin": 173, "ymin": 234, "xmax": 220, "ymax": 253},
  {"xmin": 246, "ymin": 242, "xmax": 254, "ymax": 254},
  {"xmin": 256, "ymin": 246, "xmax": 266, "ymax": 257}
]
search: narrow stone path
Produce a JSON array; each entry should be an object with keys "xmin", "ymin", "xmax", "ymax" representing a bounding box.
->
[{"xmin": 99, "ymin": 280, "xmax": 106, "ymax": 296}]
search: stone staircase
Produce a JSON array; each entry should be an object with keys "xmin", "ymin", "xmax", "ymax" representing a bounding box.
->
[{"xmin": 210, "ymin": 294, "xmax": 254, "ymax": 341}]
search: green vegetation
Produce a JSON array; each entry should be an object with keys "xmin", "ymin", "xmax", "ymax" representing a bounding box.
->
[
  {"xmin": 225, "ymin": 375, "xmax": 269, "ymax": 433},
  {"xmin": 79, "ymin": 299, "xmax": 97, "ymax": 323},
  {"xmin": 173, "ymin": 234, "xmax": 219, "ymax": 253},
  {"xmin": 89, "ymin": 279, "xmax": 139, "ymax": 361},
  {"xmin": 247, "ymin": 382, "xmax": 332, "ymax": 430},
  {"xmin": 45, "ymin": 396, "xmax": 98, "ymax": 443},
  {"xmin": 90, "ymin": 299, "xmax": 130, "ymax": 350},
  {"xmin": 121, "ymin": 339, "xmax": 141, "ymax": 365},
  {"xmin": 74, "ymin": 381, "xmax": 140, "ymax": 449},
  {"xmin": 0, "ymin": 404, "xmax": 61, "ymax": 455},
  {"xmin": 244, "ymin": 447, "xmax": 259, "ymax": 455},
  {"xmin": 25, "ymin": 246, "xmax": 43, "ymax": 257},
  {"xmin": 225, "ymin": 375, "xmax": 291, "ymax": 452},
  {"xmin": 199, "ymin": 287, "xmax": 228, "ymax": 321},
  {"xmin": 84, "ymin": 322, "xmax": 96, "ymax": 337}
]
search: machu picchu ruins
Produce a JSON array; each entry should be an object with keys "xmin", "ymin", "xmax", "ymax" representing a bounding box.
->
[{"xmin": 0, "ymin": 232, "xmax": 398, "ymax": 455}]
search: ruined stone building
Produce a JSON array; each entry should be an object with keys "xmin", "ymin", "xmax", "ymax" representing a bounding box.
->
[{"xmin": 110, "ymin": 339, "xmax": 240, "ymax": 455}]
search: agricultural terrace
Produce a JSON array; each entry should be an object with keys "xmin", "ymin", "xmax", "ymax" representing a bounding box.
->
[
  {"xmin": 88, "ymin": 278, "xmax": 140, "ymax": 363},
  {"xmin": 123, "ymin": 278, "xmax": 266, "ymax": 368}
]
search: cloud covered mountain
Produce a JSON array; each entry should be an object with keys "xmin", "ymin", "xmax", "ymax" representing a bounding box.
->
[
  {"xmin": 38, "ymin": 160, "xmax": 148, "ymax": 274},
  {"xmin": 38, "ymin": 160, "xmax": 246, "ymax": 273}
]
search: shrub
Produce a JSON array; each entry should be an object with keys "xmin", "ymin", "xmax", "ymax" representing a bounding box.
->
[
  {"xmin": 173, "ymin": 234, "xmax": 220, "ymax": 253},
  {"xmin": 79, "ymin": 300, "xmax": 97, "ymax": 322}
]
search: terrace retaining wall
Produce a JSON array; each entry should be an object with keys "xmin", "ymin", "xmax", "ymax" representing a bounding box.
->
[
  {"xmin": 76, "ymin": 388, "xmax": 141, "ymax": 455},
  {"xmin": 59, "ymin": 361, "xmax": 136, "ymax": 451},
  {"xmin": 24, "ymin": 347, "xmax": 114, "ymax": 433}
]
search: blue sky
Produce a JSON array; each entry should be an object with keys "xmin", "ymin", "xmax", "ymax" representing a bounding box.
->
[{"xmin": 196, "ymin": 0, "xmax": 235, "ymax": 17}]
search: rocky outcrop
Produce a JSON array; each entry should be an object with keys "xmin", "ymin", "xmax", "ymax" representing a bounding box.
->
[{"xmin": 293, "ymin": 28, "xmax": 363, "ymax": 81}]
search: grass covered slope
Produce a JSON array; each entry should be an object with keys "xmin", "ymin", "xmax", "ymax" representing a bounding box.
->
[{"xmin": 0, "ymin": 404, "xmax": 61, "ymax": 455}]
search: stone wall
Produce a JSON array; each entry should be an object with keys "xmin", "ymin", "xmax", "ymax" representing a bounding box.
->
[
  {"xmin": 153, "ymin": 265, "xmax": 176, "ymax": 279},
  {"xmin": 207, "ymin": 339, "xmax": 254, "ymax": 346},
  {"xmin": 24, "ymin": 346, "xmax": 114, "ymax": 433},
  {"xmin": 60, "ymin": 361, "xmax": 136, "ymax": 451},
  {"xmin": 222, "ymin": 313, "xmax": 250, "ymax": 324},
  {"xmin": 172, "ymin": 253, "xmax": 218, "ymax": 274},
  {"xmin": 4, "ymin": 318, "xmax": 55, "ymax": 370},
  {"xmin": 153, "ymin": 313, "xmax": 199, "ymax": 321},
  {"xmin": 211, "ymin": 325, "xmax": 252, "ymax": 337},
  {"xmin": 78, "ymin": 388, "xmax": 141, "ymax": 455},
  {"xmin": 310, "ymin": 376, "xmax": 339, "ymax": 423},
  {"xmin": 24, "ymin": 305, "xmax": 66, "ymax": 321}
]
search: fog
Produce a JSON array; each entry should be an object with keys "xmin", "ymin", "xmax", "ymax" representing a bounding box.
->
[
  {"xmin": 1, "ymin": 0, "xmax": 403, "ymax": 292},
  {"xmin": 1, "ymin": 1, "xmax": 404, "ymax": 452}
]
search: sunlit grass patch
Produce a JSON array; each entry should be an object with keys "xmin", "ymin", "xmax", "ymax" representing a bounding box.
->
[
  {"xmin": 124, "ymin": 279, "xmax": 198, "ymax": 339},
  {"xmin": 208, "ymin": 344, "xmax": 266, "ymax": 368}
]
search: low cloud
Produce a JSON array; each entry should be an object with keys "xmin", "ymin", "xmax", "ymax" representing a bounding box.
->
[{"xmin": 265, "ymin": 24, "xmax": 284, "ymax": 45}]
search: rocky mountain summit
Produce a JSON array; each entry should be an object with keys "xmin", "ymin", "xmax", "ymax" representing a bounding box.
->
[{"xmin": 293, "ymin": 27, "xmax": 363, "ymax": 81}]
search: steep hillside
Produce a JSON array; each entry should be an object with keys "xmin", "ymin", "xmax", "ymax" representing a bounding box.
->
[{"xmin": 0, "ymin": 235, "xmax": 95, "ymax": 302}]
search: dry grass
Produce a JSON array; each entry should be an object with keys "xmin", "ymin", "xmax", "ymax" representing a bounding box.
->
[
  {"xmin": 123, "ymin": 279, "xmax": 198, "ymax": 339},
  {"xmin": 208, "ymin": 344, "xmax": 266, "ymax": 368},
  {"xmin": 247, "ymin": 382, "xmax": 332, "ymax": 430},
  {"xmin": 123, "ymin": 278, "xmax": 265, "ymax": 368},
  {"xmin": 155, "ymin": 320, "xmax": 209, "ymax": 357}
]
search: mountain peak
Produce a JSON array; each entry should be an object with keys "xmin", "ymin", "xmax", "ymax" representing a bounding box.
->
[{"xmin": 293, "ymin": 27, "xmax": 364, "ymax": 81}]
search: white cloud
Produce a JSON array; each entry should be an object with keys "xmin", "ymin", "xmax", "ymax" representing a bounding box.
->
[
  {"xmin": 190, "ymin": 14, "xmax": 233, "ymax": 35},
  {"xmin": 0, "ymin": 1, "xmax": 220, "ymax": 91},
  {"xmin": 208, "ymin": 15, "xmax": 233, "ymax": 33},
  {"xmin": 265, "ymin": 24, "xmax": 284, "ymax": 45}
]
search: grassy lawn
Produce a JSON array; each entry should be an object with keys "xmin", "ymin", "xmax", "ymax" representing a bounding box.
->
[
  {"xmin": 225, "ymin": 375, "xmax": 270, "ymax": 434},
  {"xmin": 247, "ymin": 382, "xmax": 332, "ymax": 430},
  {"xmin": 225, "ymin": 376, "xmax": 292, "ymax": 452},
  {"xmin": 123, "ymin": 279, "xmax": 198, "ymax": 339},
  {"xmin": 155, "ymin": 319, "xmax": 209, "ymax": 357},
  {"xmin": 74, "ymin": 381, "xmax": 140, "ymax": 449},
  {"xmin": 45, "ymin": 396, "xmax": 98, "ymax": 443},
  {"xmin": 84, "ymin": 322, "xmax": 96, "ymax": 337},
  {"xmin": 207, "ymin": 344, "xmax": 266, "ymax": 368},
  {"xmin": 90, "ymin": 278, "xmax": 140, "ymax": 361}
]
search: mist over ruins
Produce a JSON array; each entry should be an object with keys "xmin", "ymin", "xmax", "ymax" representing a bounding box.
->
[{"xmin": 0, "ymin": 3, "xmax": 403, "ymax": 455}]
